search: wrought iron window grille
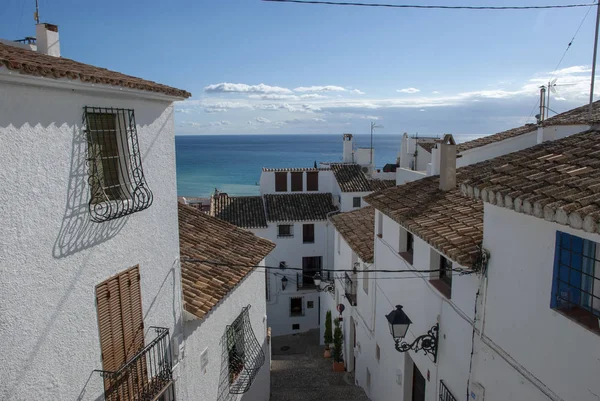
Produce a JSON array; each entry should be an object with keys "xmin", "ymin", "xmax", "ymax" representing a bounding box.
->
[
  {"xmin": 439, "ymin": 380, "xmax": 457, "ymax": 401},
  {"xmin": 344, "ymin": 272, "xmax": 357, "ymax": 306},
  {"xmin": 95, "ymin": 327, "xmax": 174, "ymax": 401},
  {"xmin": 84, "ymin": 107, "xmax": 153, "ymax": 222},
  {"xmin": 224, "ymin": 305, "xmax": 265, "ymax": 394}
]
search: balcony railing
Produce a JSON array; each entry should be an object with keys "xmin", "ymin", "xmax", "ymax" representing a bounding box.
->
[
  {"xmin": 97, "ymin": 327, "xmax": 175, "ymax": 401},
  {"xmin": 296, "ymin": 271, "xmax": 331, "ymax": 291},
  {"xmin": 439, "ymin": 380, "xmax": 457, "ymax": 401},
  {"xmin": 344, "ymin": 273, "xmax": 357, "ymax": 306}
]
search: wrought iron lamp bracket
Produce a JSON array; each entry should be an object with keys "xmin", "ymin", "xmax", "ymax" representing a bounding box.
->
[
  {"xmin": 319, "ymin": 282, "xmax": 335, "ymax": 294},
  {"xmin": 394, "ymin": 323, "xmax": 439, "ymax": 363}
]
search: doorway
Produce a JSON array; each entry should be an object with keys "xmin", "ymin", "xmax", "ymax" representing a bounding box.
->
[{"xmin": 412, "ymin": 363, "xmax": 426, "ymax": 401}]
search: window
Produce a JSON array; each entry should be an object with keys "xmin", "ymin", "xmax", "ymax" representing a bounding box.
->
[
  {"xmin": 279, "ymin": 261, "xmax": 287, "ymax": 269},
  {"xmin": 362, "ymin": 263, "xmax": 369, "ymax": 294},
  {"xmin": 430, "ymin": 250, "xmax": 452, "ymax": 299},
  {"xmin": 375, "ymin": 343, "xmax": 380, "ymax": 362},
  {"xmin": 302, "ymin": 257, "xmax": 322, "ymax": 287},
  {"xmin": 275, "ymin": 172, "xmax": 287, "ymax": 192},
  {"xmin": 303, "ymin": 224, "xmax": 315, "ymax": 243},
  {"xmin": 85, "ymin": 107, "xmax": 152, "ymax": 222},
  {"xmin": 377, "ymin": 212, "xmax": 383, "ymax": 238},
  {"xmin": 227, "ymin": 322, "xmax": 245, "ymax": 384},
  {"xmin": 306, "ymin": 171, "xmax": 319, "ymax": 191},
  {"xmin": 399, "ymin": 228, "xmax": 414, "ymax": 264},
  {"xmin": 290, "ymin": 297, "xmax": 303, "ymax": 317},
  {"xmin": 353, "ymin": 197, "xmax": 361, "ymax": 208},
  {"xmin": 278, "ymin": 224, "xmax": 293, "ymax": 238},
  {"xmin": 291, "ymin": 172, "xmax": 303, "ymax": 192},
  {"xmin": 292, "ymin": 324, "xmax": 300, "ymax": 330},
  {"xmin": 552, "ymin": 232, "xmax": 600, "ymax": 331},
  {"xmin": 307, "ymin": 301, "xmax": 314, "ymax": 309}
]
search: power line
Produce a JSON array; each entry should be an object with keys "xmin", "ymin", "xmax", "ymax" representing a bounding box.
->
[{"xmin": 263, "ymin": 0, "xmax": 595, "ymax": 10}]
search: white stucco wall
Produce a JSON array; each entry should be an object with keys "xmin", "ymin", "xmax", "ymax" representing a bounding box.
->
[
  {"xmin": 181, "ymin": 265, "xmax": 270, "ymax": 401},
  {"xmin": 396, "ymin": 168, "xmax": 427, "ymax": 185},
  {"xmin": 472, "ymin": 204, "xmax": 600, "ymax": 401},
  {"xmin": 262, "ymin": 220, "xmax": 330, "ymax": 336},
  {"xmin": 0, "ymin": 79, "xmax": 182, "ymax": 400},
  {"xmin": 352, "ymin": 212, "xmax": 481, "ymax": 401}
]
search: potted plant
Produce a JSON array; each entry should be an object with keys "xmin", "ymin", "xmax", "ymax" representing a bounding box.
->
[
  {"xmin": 324, "ymin": 310, "xmax": 333, "ymax": 358},
  {"xmin": 332, "ymin": 318, "xmax": 344, "ymax": 372}
]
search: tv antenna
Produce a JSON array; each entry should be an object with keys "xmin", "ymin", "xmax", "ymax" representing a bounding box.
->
[
  {"xmin": 34, "ymin": 0, "xmax": 40, "ymax": 23},
  {"xmin": 546, "ymin": 78, "xmax": 576, "ymax": 116},
  {"xmin": 370, "ymin": 121, "xmax": 383, "ymax": 166}
]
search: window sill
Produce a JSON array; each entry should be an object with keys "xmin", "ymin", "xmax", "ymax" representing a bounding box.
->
[
  {"xmin": 376, "ymin": 234, "xmax": 382, "ymax": 238},
  {"xmin": 554, "ymin": 306, "xmax": 600, "ymax": 335},
  {"xmin": 399, "ymin": 251, "xmax": 413, "ymax": 265},
  {"xmin": 430, "ymin": 279, "xmax": 452, "ymax": 299}
]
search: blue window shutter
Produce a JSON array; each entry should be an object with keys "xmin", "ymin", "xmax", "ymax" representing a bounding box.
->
[{"xmin": 551, "ymin": 231, "xmax": 562, "ymax": 309}]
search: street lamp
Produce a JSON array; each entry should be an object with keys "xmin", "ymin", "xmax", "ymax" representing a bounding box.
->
[
  {"xmin": 281, "ymin": 276, "xmax": 288, "ymax": 291},
  {"xmin": 385, "ymin": 305, "xmax": 439, "ymax": 363},
  {"xmin": 313, "ymin": 272, "xmax": 334, "ymax": 293}
]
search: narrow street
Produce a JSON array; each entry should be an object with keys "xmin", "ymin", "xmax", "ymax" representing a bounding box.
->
[{"xmin": 270, "ymin": 330, "xmax": 370, "ymax": 401}]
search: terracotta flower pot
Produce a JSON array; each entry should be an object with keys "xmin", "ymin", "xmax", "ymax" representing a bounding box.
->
[
  {"xmin": 324, "ymin": 348, "xmax": 331, "ymax": 358},
  {"xmin": 332, "ymin": 361, "xmax": 345, "ymax": 372}
]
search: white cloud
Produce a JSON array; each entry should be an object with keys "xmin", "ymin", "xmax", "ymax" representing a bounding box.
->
[
  {"xmin": 248, "ymin": 94, "xmax": 300, "ymax": 100},
  {"xmin": 176, "ymin": 108, "xmax": 193, "ymax": 113},
  {"xmin": 294, "ymin": 85, "xmax": 347, "ymax": 93},
  {"xmin": 180, "ymin": 120, "xmax": 232, "ymax": 128},
  {"xmin": 432, "ymin": 91, "xmax": 440, "ymax": 94},
  {"xmin": 419, "ymin": 109, "xmax": 426, "ymax": 112},
  {"xmin": 397, "ymin": 87, "xmax": 420, "ymax": 94},
  {"xmin": 300, "ymin": 94, "xmax": 328, "ymax": 99},
  {"xmin": 280, "ymin": 117, "xmax": 327, "ymax": 125},
  {"xmin": 204, "ymin": 82, "xmax": 293, "ymax": 94},
  {"xmin": 255, "ymin": 117, "xmax": 271, "ymax": 124},
  {"xmin": 204, "ymin": 102, "xmax": 253, "ymax": 113},
  {"xmin": 550, "ymin": 65, "xmax": 591, "ymax": 76},
  {"xmin": 352, "ymin": 89, "xmax": 366, "ymax": 95}
]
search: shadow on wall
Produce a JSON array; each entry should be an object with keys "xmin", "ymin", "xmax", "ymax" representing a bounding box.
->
[{"xmin": 52, "ymin": 124, "xmax": 127, "ymax": 258}]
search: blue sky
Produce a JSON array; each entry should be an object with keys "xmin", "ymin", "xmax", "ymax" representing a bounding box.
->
[{"xmin": 2, "ymin": 0, "xmax": 599, "ymax": 138}]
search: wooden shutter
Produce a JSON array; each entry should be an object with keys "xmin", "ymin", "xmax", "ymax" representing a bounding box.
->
[
  {"xmin": 96, "ymin": 265, "xmax": 145, "ymax": 400},
  {"xmin": 275, "ymin": 172, "xmax": 287, "ymax": 192},
  {"xmin": 306, "ymin": 172, "xmax": 318, "ymax": 191},
  {"xmin": 303, "ymin": 224, "xmax": 314, "ymax": 243},
  {"xmin": 291, "ymin": 172, "xmax": 303, "ymax": 192}
]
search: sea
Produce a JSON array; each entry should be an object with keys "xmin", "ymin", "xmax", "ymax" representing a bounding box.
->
[{"xmin": 175, "ymin": 134, "xmax": 403, "ymax": 198}]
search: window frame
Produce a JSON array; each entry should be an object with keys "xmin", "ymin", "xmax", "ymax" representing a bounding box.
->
[
  {"xmin": 306, "ymin": 171, "xmax": 319, "ymax": 191},
  {"xmin": 290, "ymin": 297, "xmax": 304, "ymax": 317},
  {"xmin": 275, "ymin": 172, "xmax": 288, "ymax": 192},
  {"xmin": 291, "ymin": 172, "xmax": 303, "ymax": 192},
  {"xmin": 278, "ymin": 224, "xmax": 294, "ymax": 238},
  {"xmin": 303, "ymin": 223, "xmax": 315, "ymax": 244},
  {"xmin": 353, "ymin": 197, "xmax": 362, "ymax": 208}
]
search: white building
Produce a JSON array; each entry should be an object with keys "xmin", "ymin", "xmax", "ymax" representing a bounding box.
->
[
  {"xmin": 177, "ymin": 203, "xmax": 275, "ymax": 401},
  {"xmin": 330, "ymin": 127, "xmax": 600, "ymax": 401},
  {"xmin": 0, "ymin": 24, "xmax": 191, "ymax": 400}
]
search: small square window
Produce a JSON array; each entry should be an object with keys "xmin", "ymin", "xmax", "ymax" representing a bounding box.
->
[
  {"xmin": 353, "ymin": 197, "xmax": 361, "ymax": 208},
  {"xmin": 279, "ymin": 261, "xmax": 287, "ymax": 269},
  {"xmin": 376, "ymin": 343, "xmax": 380, "ymax": 361},
  {"xmin": 292, "ymin": 324, "xmax": 300, "ymax": 330},
  {"xmin": 307, "ymin": 301, "xmax": 314, "ymax": 309},
  {"xmin": 278, "ymin": 224, "xmax": 293, "ymax": 238}
]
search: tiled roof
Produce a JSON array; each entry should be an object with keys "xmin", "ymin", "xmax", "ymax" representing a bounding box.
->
[
  {"xmin": 457, "ymin": 124, "xmax": 537, "ymax": 152},
  {"xmin": 330, "ymin": 163, "xmax": 396, "ymax": 192},
  {"xmin": 364, "ymin": 167, "xmax": 483, "ymax": 267},
  {"xmin": 211, "ymin": 194, "xmax": 267, "ymax": 229},
  {"xmin": 264, "ymin": 193, "xmax": 338, "ymax": 222},
  {"xmin": 262, "ymin": 167, "xmax": 330, "ymax": 172},
  {"xmin": 460, "ymin": 129, "xmax": 600, "ymax": 234},
  {"xmin": 0, "ymin": 42, "xmax": 191, "ymax": 98},
  {"xmin": 178, "ymin": 203, "xmax": 275, "ymax": 320},
  {"xmin": 330, "ymin": 206, "xmax": 375, "ymax": 263},
  {"xmin": 418, "ymin": 142, "xmax": 437, "ymax": 153}
]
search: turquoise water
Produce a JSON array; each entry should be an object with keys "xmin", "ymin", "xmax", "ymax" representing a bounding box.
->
[{"xmin": 175, "ymin": 134, "xmax": 402, "ymax": 197}]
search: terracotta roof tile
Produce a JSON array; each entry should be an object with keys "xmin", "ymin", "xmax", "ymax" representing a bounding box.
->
[
  {"xmin": 262, "ymin": 167, "xmax": 330, "ymax": 172},
  {"xmin": 364, "ymin": 167, "xmax": 483, "ymax": 267},
  {"xmin": 460, "ymin": 129, "xmax": 600, "ymax": 234},
  {"xmin": 330, "ymin": 163, "xmax": 396, "ymax": 192},
  {"xmin": 178, "ymin": 203, "xmax": 275, "ymax": 320},
  {"xmin": 264, "ymin": 193, "xmax": 338, "ymax": 221},
  {"xmin": 210, "ymin": 194, "xmax": 267, "ymax": 229},
  {"xmin": 0, "ymin": 42, "xmax": 191, "ymax": 98},
  {"xmin": 330, "ymin": 206, "xmax": 375, "ymax": 263},
  {"xmin": 457, "ymin": 100, "xmax": 600, "ymax": 152}
]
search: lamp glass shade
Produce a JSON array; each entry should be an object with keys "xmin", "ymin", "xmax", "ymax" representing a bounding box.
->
[
  {"xmin": 313, "ymin": 273, "xmax": 322, "ymax": 287},
  {"xmin": 386, "ymin": 305, "xmax": 412, "ymax": 339},
  {"xmin": 281, "ymin": 276, "xmax": 288, "ymax": 291}
]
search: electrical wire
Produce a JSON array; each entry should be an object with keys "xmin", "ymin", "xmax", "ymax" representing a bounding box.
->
[{"xmin": 263, "ymin": 0, "xmax": 596, "ymax": 10}]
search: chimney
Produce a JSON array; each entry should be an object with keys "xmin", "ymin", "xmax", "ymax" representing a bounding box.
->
[
  {"xmin": 342, "ymin": 133, "xmax": 354, "ymax": 163},
  {"xmin": 36, "ymin": 23, "xmax": 60, "ymax": 57},
  {"xmin": 439, "ymin": 134, "xmax": 457, "ymax": 191}
]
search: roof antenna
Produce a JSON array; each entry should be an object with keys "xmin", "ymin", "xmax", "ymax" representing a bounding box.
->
[
  {"xmin": 370, "ymin": 121, "xmax": 383, "ymax": 166},
  {"xmin": 34, "ymin": 0, "xmax": 40, "ymax": 23}
]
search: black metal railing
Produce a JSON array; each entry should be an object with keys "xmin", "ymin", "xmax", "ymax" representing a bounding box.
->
[
  {"xmin": 344, "ymin": 273, "xmax": 357, "ymax": 306},
  {"xmin": 297, "ymin": 272, "xmax": 317, "ymax": 290},
  {"xmin": 97, "ymin": 327, "xmax": 174, "ymax": 401},
  {"xmin": 439, "ymin": 380, "xmax": 457, "ymax": 401}
]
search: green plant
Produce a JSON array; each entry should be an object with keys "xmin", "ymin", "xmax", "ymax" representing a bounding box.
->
[
  {"xmin": 324, "ymin": 310, "xmax": 333, "ymax": 347},
  {"xmin": 332, "ymin": 318, "xmax": 343, "ymax": 363}
]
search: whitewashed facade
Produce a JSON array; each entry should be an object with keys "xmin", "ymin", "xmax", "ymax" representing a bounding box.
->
[{"xmin": 0, "ymin": 32, "xmax": 189, "ymax": 400}]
